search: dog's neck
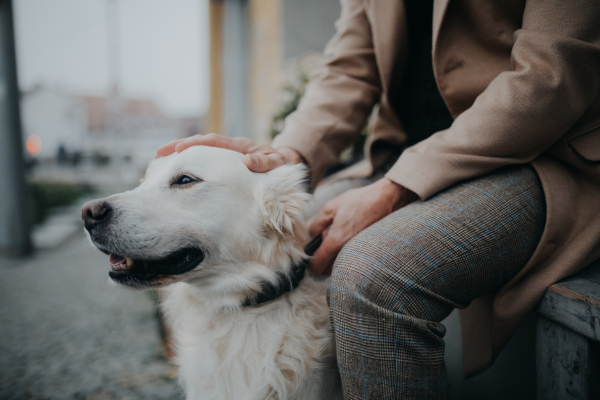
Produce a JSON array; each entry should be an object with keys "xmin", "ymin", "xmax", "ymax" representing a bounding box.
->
[
  {"xmin": 242, "ymin": 233, "xmax": 321, "ymax": 308},
  {"xmin": 242, "ymin": 257, "xmax": 308, "ymax": 307},
  {"xmin": 178, "ymin": 234, "xmax": 320, "ymax": 312}
]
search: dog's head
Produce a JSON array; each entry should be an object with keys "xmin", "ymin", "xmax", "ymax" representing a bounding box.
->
[{"xmin": 83, "ymin": 146, "xmax": 311, "ymax": 294}]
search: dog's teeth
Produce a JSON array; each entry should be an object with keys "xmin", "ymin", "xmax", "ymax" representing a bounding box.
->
[{"xmin": 126, "ymin": 257, "xmax": 134, "ymax": 267}]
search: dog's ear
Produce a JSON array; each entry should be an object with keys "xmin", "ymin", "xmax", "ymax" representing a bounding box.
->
[{"xmin": 259, "ymin": 164, "xmax": 311, "ymax": 235}]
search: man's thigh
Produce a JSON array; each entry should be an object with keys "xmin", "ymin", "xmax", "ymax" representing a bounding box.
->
[{"xmin": 330, "ymin": 164, "xmax": 546, "ymax": 313}]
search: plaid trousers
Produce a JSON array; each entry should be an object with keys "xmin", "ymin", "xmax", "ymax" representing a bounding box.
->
[{"xmin": 322, "ymin": 165, "xmax": 545, "ymax": 399}]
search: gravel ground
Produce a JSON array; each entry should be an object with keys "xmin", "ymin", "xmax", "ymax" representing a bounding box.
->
[{"xmin": 0, "ymin": 234, "xmax": 183, "ymax": 400}]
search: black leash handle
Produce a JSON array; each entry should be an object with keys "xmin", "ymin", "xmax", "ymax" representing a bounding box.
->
[{"xmin": 304, "ymin": 233, "xmax": 323, "ymax": 257}]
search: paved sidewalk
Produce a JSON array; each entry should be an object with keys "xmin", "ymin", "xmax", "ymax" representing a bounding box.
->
[{"xmin": 0, "ymin": 233, "xmax": 183, "ymax": 400}]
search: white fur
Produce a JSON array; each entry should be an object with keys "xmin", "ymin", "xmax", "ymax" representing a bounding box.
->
[{"xmin": 89, "ymin": 146, "xmax": 342, "ymax": 400}]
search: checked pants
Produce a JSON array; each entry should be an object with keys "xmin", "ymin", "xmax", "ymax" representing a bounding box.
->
[{"xmin": 314, "ymin": 165, "xmax": 546, "ymax": 399}]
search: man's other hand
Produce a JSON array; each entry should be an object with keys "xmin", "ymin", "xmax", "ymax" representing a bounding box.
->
[{"xmin": 309, "ymin": 178, "xmax": 417, "ymax": 275}]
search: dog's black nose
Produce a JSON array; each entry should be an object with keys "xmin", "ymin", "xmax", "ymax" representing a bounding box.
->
[{"xmin": 82, "ymin": 200, "xmax": 112, "ymax": 230}]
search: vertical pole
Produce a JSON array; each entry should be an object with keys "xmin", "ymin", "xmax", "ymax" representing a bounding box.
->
[
  {"xmin": 247, "ymin": 0, "xmax": 283, "ymax": 144},
  {"xmin": 222, "ymin": 0, "xmax": 249, "ymax": 138},
  {"xmin": 105, "ymin": 0, "xmax": 124, "ymax": 182},
  {"xmin": 106, "ymin": 0, "xmax": 120, "ymax": 92},
  {"xmin": 207, "ymin": 0, "xmax": 224, "ymax": 135},
  {"xmin": 0, "ymin": 0, "xmax": 31, "ymax": 256}
]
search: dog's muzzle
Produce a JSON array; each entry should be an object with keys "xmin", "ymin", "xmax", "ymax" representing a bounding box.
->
[{"xmin": 82, "ymin": 199, "xmax": 205, "ymax": 287}]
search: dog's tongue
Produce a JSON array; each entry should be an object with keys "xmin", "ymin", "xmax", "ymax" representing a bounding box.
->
[{"xmin": 109, "ymin": 254, "xmax": 126, "ymax": 266}]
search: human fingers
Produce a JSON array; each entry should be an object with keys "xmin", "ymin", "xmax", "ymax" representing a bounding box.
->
[
  {"xmin": 155, "ymin": 139, "xmax": 187, "ymax": 158},
  {"xmin": 174, "ymin": 133, "xmax": 259, "ymax": 154},
  {"xmin": 309, "ymin": 230, "xmax": 341, "ymax": 275},
  {"xmin": 243, "ymin": 152, "xmax": 286, "ymax": 173},
  {"xmin": 309, "ymin": 201, "xmax": 337, "ymax": 237}
]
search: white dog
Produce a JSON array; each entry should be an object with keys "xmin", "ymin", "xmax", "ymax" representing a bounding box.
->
[{"xmin": 82, "ymin": 146, "xmax": 342, "ymax": 400}]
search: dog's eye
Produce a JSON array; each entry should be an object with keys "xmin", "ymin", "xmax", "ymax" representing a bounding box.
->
[{"xmin": 172, "ymin": 175, "xmax": 195, "ymax": 185}]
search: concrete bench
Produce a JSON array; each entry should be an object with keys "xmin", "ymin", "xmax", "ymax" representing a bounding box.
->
[{"xmin": 536, "ymin": 260, "xmax": 600, "ymax": 400}]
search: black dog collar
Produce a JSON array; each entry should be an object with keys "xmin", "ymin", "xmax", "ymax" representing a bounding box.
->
[{"xmin": 242, "ymin": 234, "xmax": 323, "ymax": 308}]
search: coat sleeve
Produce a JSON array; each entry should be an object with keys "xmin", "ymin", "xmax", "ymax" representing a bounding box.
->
[
  {"xmin": 271, "ymin": 0, "xmax": 382, "ymax": 185},
  {"xmin": 386, "ymin": 0, "xmax": 600, "ymax": 200}
]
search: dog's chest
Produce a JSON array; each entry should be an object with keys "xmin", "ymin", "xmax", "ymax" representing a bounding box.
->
[{"xmin": 164, "ymin": 281, "xmax": 337, "ymax": 400}]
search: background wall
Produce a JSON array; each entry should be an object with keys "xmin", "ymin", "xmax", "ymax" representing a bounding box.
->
[{"xmin": 282, "ymin": 0, "xmax": 340, "ymax": 62}]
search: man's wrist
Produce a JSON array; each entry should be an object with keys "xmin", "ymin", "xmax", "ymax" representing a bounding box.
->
[{"xmin": 380, "ymin": 177, "xmax": 417, "ymax": 211}]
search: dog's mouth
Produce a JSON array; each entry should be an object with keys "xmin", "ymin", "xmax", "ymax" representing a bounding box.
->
[{"xmin": 107, "ymin": 247, "xmax": 205, "ymax": 286}]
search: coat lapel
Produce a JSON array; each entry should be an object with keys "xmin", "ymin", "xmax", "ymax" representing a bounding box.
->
[
  {"xmin": 365, "ymin": 0, "xmax": 407, "ymax": 91},
  {"xmin": 432, "ymin": 0, "xmax": 450, "ymax": 58}
]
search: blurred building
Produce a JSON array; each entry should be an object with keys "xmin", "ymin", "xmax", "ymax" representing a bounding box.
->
[
  {"xmin": 20, "ymin": 87, "xmax": 88, "ymax": 160},
  {"xmin": 207, "ymin": 0, "xmax": 340, "ymax": 144},
  {"xmin": 21, "ymin": 86, "xmax": 202, "ymax": 167}
]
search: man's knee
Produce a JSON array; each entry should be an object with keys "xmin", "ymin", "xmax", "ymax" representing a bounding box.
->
[
  {"xmin": 327, "ymin": 220, "xmax": 457, "ymax": 323},
  {"xmin": 328, "ymin": 231, "xmax": 423, "ymax": 317}
]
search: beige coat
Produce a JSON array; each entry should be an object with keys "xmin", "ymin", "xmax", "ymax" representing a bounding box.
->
[{"xmin": 272, "ymin": 0, "xmax": 600, "ymax": 377}]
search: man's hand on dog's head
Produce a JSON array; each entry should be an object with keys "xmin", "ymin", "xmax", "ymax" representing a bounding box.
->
[{"xmin": 156, "ymin": 133, "xmax": 303, "ymax": 173}]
